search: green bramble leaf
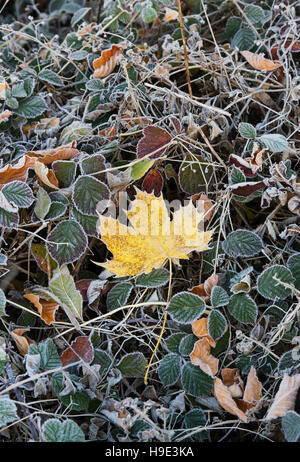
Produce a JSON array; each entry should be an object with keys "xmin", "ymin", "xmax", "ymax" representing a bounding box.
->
[
  {"xmin": 42, "ymin": 418, "xmax": 85, "ymax": 442},
  {"xmin": 257, "ymin": 265, "xmax": 294, "ymax": 300},
  {"xmin": 72, "ymin": 175, "xmax": 110, "ymax": 216},
  {"xmin": 158, "ymin": 353, "xmax": 182, "ymax": 386},
  {"xmin": 14, "ymin": 96, "xmax": 47, "ymax": 119},
  {"xmin": 231, "ymin": 27, "xmax": 255, "ymax": 51},
  {"xmin": 47, "ymin": 220, "xmax": 88, "ymax": 266},
  {"xmin": 208, "ymin": 309, "xmax": 227, "ymax": 340},
  {"xmin": 117, "ymin": 352, "xmax": 147, "ymax": 377},
  {"xmin": 106, "ymin": 282, "xmax": 133, "ymax": 311},
  {"xmin": 181, "ymin": 363, "xmax": 213, "ymax": 397},
  {"xmin": 168, "ymin": 292, "xmax": 206, "ymax": 324},
  {"xmin": 222, "ymin": 229, "xmax": 263, "ymax": 258},
  {"xmin": 228, "ymin": 293, "xmax": 257, "ymax": 323},
  {"xmin": 38, "ymin": 69, "xmax": 63, "ymax": 87}
]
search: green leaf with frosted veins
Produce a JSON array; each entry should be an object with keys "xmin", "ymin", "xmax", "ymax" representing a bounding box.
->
[
  {"xmin": 222, "ymin": 230, "xmax": 263, "ymax": 258},
  {"xmin": 168, "ymin": 292, "xmax": 206, "ymax": 323},
  {"xmin": 49, "ymin": 265, "xmax": 83, "ymax": 321},
  {"xmin": 0, "ymin": 397, "xmax": 18, "ymax": 429},
  {"xmin": 42, "ymin": 419, "xmax": 85, "ymax": 442},
  {"xmin": 117, "ymin": 352, "xmax": 147, "ymax": 377},
  {"xmin": 135, "ymin": 268, "xmax": 169, "ymax": 288},
  {"xmin": 208, "ymin": 309, "xmax": 227, "ymax": 340},
  {"xmin": 14, "ymin": 96, "xmax": 47, "ymax": 118},
  {"xmin": 2, "ymin": 181, "xmax": 34, "ymax": 208},
  {"xmin": 47, "ymin": 219, "xmax": 88, "ymax": 266},
  {"xmin": 71, "ymin": 206, "xmax": 98, "ymax": 237},
  {"xmin": 181, "ymin": 363, "xmax": 213, "ymax": 397},
  {"xmin": 28, "ymin": 338, "xmax": 61, "ymax": 371},
  {"xmin": 257, "ymin": 265, "xmax": 294, "ymax": 300},
  {"xmin": 52, "ymin": 160, "xmax": 76, "ymax": 187},
  {"xmin": 211, "ymin": 286, "xmax": 229, "ymax": 307},
  {"xmin": 158, "ymin": 353, "xmax": 182, "ymax": 386},
  {"xmin": 231, "ymin": 27, "xmax": 255, "ymax": 51},
  {"xmin": 282, "ymin": 412, "xmax": 300, "ymax": 442},
  {"xmin": 38, "ymin": 69, "xmax": 63, "ymax": 87},
  {"xmin": 0, "ymin": 207, "xmax": 19, "ymax": 228},
  {"xmin": 72, "ymin": 175, "xmax": 110, "ymax": 216},
  {"xmin": 34, "ymin": 187, "xmax": 51, "ymax": 220},
  {"xmin": 228, "ymin": 293, "xmax": 257, "ymax": 323},
  {"xmin": 106, "ymin": 282, "xmax": 133, "ymax": 311}
]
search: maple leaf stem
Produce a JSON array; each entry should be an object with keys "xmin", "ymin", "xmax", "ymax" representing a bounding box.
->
[{"xmin": 144, "ymin": 258, "xmax": 172, "ymax": 385}]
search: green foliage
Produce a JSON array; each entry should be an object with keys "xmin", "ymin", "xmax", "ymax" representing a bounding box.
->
[
  {"xmin": 42, "ymin": 418, "xmax": 85, "ymax": 442},
  {"xmin": 168, "ymin": 292, "xmax": 206, "ymax": 324}
]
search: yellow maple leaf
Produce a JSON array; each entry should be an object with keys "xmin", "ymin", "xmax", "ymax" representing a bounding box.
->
[{"xmin": 96, "ymin": 189, "xmax": 213, "ymax": 276}]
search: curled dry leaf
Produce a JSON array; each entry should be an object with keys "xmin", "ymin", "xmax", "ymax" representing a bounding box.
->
[
  {"xmin": 34, "ymin": 160, "xmax": 59, "ymax": 189},
  {"xmin": 0, "ymin": 155, "xmax": 35, "ymax": 186},
  {"xmin": 191, "ymin": 317, "xmax": 216, "ymax": 347},
  {"xmin": 11, "ymin": 328, "xmax": 35, "ymax": 355},
  {"xmin": 214, "ymin": 377, "xmax": 248, "ymax": 423},
  {"xmin": 0, "ymin": 110, "xmax": 13, "ymax": 122},
  {"xmin": 0, "ymin": 82, "xmax": 9, "ymax": 99},
  {"xmin": 93, "ymin": 42, "xmax": 127, "ymax": 79},
  {"xmin": 22, "ymin": 117, "xmax": 60, "ymax": 137},
  {"xmin": 189, "ymin": 274, "xmax": 218, "ymax": 303},
  {"xmin": 77, "ymin": 22, "xmax": 96, "ymax": 37},
  {"xmin": 241, "ymin": 51, "xmax": 282, "ymax": 71},
  {"xmin": 24, "ymin": 294, "xmax": 59, "ymax": 325},
  {"xmin": 265, "ymin": 374, "xmax": 300, "ymax": 420},
  {"xmin": 96, "ymin": 189, "xmax": 213, "ymax": 277},
  {"xmin": 60, "ymin": 336, "xmax": 94, "ymax": 367},
  {"xmin": 243, "ymin": 366, "xmax": 263, "ymax": 406},
  {"xmin": 190, "ymin": 338, "xmax": 218, "ymax": 377},
  {"xmin": 214, "ymin": 366, "xmax": 263, "ymax": 421},
  {"xmin": 27, "ymin": 141, "xmax": 79, "ymax": 164},
  {"xmin": 190, "ymin": 193, "xmax": 215, "ymax": 222},
  {"xmin": 163, "ymin": 7, "xmax": 179, "ymax": 22}
]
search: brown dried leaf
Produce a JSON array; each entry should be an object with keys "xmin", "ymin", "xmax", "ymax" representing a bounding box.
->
[
  {"xmin": 11, "ymin": 328, "xmax": 35, "ymax": 355},
  {"xmin": 60, "ymin": 336, "xmax": 94, "ymax": 366},
  {"xmin": 191, "ymin": 317, "xmax": 216, "ymax": 347},
  {"xmin": 243, "ymin": 366, "xmax": 262, "ymax": 406},
  {"xmin": 27, "ymin": 141, "xmax": 79, "ymax": 164},
  {"xmin": 34, "ymin": 160, "xmax": 59, "ymax": 189},
  {"xmin": 241, "ymin": 51, "xmax": 282, "ymax": 71},
  {"xmin": 93, "ymin": 42, "xmax": 126, "ymax": 79},
  {"xmin": 214, "ymin": 377, "xmax": 248, "ymax": 423},
  {"xmin": 0, "ymin": 155, "xmax": 36, "ymax": 185},
  {"xmin": 24, "ymin": 294, "xmax": 59, "ymax": 325},
  {"xmin": 190, "ymin": 338, "xmax": 218, "ymax": 376},
  {"xmin": 265, "ymin": 374, "xmax": 300, "ymax": 420}
]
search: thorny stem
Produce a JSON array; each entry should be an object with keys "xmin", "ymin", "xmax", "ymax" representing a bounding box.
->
[{"xmin": 144, "ymin": 258, "xmax": 173, "ymax": 385}]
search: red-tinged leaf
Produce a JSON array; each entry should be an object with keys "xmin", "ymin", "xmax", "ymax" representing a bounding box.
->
[
  {"xmin": 75, "ymin": 279, "xmax": 93, "ymax": 301},
  {"xmin": 229, "ymin": 154, "xmax": 257, "ymax": 177},
  {"xmin": 170, "ymin": 116, "xmax": 183, "ymax": 134},
  {"xmin": 271, "ymin": 40, "xmax": 300, "ymax": 60},
  {"xmin": 137, "ymin": 126, "xmax": 172, "ymax": 159},
  {"xmin": 60, "ymin": 336, "xmax": 94, "ymax": 366},
  {"xmin": 142, "ymin": 169, "xmax": 164, "ymax": 196},
  {"xmin": 230, "ymin": 181, "xmax": 265, "ymax": 197}
]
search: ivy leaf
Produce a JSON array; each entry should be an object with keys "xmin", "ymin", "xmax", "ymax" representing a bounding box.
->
[{"xmin": 47, "ymin": 220, "xmax": 88, "ymax": 266}]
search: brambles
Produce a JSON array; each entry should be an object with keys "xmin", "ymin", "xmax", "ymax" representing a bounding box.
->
[{"xmin": 0, "ymin": 0, "xmax": 299, "ymax": 444}]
